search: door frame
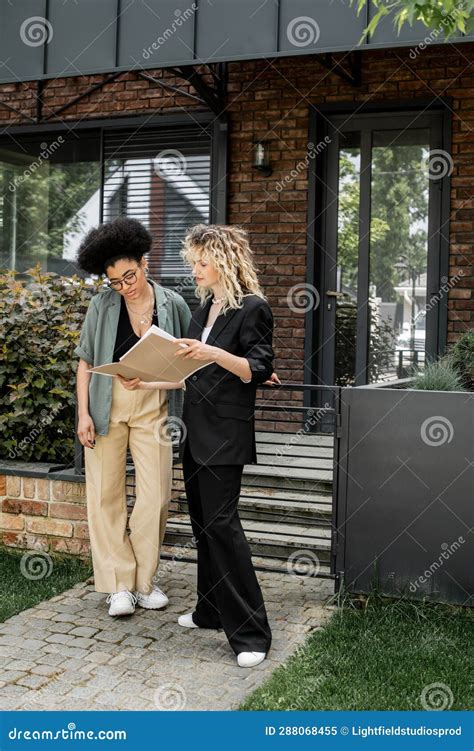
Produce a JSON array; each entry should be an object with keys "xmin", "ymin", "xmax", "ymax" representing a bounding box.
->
[{"xmin": 304, "ymin": 98, "xmax": 452, "ymax": 391}]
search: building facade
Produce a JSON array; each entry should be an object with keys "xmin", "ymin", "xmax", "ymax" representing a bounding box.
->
[{"xmin": 0, "ymin": 9, "xmax": 472, "ymax": 392}]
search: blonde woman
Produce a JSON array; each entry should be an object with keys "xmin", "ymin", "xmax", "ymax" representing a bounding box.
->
[
  {"xmin": 173, "ymin": 224, "xmax": 280, "ymax": 668},
  {"xmin": 74, "ymin": 217, "xmax": 190, "ymax": 617}
]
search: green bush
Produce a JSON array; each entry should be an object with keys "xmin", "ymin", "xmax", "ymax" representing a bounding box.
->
[
  {"xmin": 450, "ymin": 331, "xmax": 474, "ymax": 390},
  {"xmin": 335, "ymin": 294, "xmax": 397, "ymax": 385},
  {"xmin": 411, "ymin": 358, "xmax": 466, "ymax": 392},
  {"xmin": 0, "ymin": 265, "xmax": 101, "ymax": 464}
]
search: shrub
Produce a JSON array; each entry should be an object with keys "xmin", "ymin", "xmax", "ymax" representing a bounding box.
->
[
  {"xmin": 335, "ymin": 294, "xmax": 397, "ymax": 385},
  {"xmin": 0, "ymin": 265, "xmax": 100, "ymax": 464},
  {"xmin": 411, "ymin": 358, "xmax": 466, "ymax": 392},
  {"xmin": 450, "ymin": 331, "xmax": 474, "ymax": 391}
]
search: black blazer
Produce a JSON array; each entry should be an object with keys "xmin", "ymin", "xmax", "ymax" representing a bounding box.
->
[{"xmin": 181, "ymin": 294, "xmax": 274, "ymax": 466}]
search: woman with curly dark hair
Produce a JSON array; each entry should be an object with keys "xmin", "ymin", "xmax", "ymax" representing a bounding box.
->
[{"xmin": 74, "ymin": 217, "xmax": 191, "ymax": 617}]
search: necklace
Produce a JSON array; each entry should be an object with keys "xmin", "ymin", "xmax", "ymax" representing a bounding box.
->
[
  {"xmin": 125, "ymin": 287, "xmax": 154, "ymax": 324},
  {"xmin": 212, "ymin": 296, "xmax": 224, "ymax": 305}
]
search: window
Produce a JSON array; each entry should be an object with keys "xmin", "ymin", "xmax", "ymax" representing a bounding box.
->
[
  {"xmin": 0, "ymin": 133, "xmax": 101, "ymax": 274},
  {"xmin": 0, "ymin": 120, "xmax": 213, "ymax": 292}
]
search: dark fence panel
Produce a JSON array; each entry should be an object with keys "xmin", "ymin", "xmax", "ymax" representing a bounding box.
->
[{"xmin": 334, "ymin": 385, "xmax": 473, "ymax": 606}]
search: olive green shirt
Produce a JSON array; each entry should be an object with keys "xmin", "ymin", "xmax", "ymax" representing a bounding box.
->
[{"xmin": 74, "ymin": 280, "xmax": 192, "ymax": 436}]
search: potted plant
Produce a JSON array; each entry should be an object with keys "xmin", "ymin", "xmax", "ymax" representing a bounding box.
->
[{"xmin": 333, "ymin": 332, "xmax": 473, "ymax": 606}]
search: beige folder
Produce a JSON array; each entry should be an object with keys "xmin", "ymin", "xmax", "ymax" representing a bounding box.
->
[{"xmin": 87, "ymin": 325, "xmax": 214, "ymax": 382}]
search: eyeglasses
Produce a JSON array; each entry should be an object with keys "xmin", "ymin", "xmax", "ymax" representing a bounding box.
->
[{"xmin": 106, "ymin": 267, "xmax": 140, "ymax": 291}]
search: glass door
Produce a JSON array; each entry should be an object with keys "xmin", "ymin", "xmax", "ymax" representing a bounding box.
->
[{"xmin": 316, "ymin": 109, "xmax": 449, "ymax": 387}]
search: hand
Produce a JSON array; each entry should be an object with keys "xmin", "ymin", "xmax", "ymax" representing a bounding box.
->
[
  {"xmin": 264, "ymin": 371, "xmax": 281, "ymax": 386},
  {"xmin": 173, "ymin": 338, "xmax": 219, "ymax": 362},
  {"xmin": 117, "ymin": 374, "xmax": 146, "ymax": 390},
  {"xmin": 77, "ymin": 414, "xmax": 96, "ymax": 449}
]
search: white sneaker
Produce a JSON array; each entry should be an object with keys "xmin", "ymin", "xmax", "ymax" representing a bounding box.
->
[
  {"xmin": 237, "ymin": 651, "xmax": 266, "ymax": 668},
  {"xmin": 106, "ymin": 590, "xmax": 137, "ymax": 616},
  {"xmin": 178, "ymin": 612, "xmax": 198, "ymax": 628},
  {"xmin": 136, "ymin": 586, "xmax": 169, "ymax": 610}
]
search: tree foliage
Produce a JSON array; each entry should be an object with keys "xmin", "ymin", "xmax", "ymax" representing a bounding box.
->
[{"xmin": 351, "ymin": 0, "xmax": 474, "ymax": 42}]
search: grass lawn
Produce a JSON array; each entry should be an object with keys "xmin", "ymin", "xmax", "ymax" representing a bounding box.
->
[
  {"xmin": 0, "ymin": 545, "xmax": 92, "ymax": 623},
  {"xmin": 241, "ymin": 596, "xmax": 473, "ymax": 711}
]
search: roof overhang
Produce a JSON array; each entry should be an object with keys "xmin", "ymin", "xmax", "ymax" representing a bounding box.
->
[{"xmin": 0, "ymin": 0, "xmax": 472, "ymax": 85}]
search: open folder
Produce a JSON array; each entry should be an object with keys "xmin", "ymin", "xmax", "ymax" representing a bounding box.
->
[{"xmin": 87, "ymin": 325, "xmax": 214, "ymax": 382}]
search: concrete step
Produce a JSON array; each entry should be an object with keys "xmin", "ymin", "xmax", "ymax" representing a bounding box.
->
[
  {"xmin": 172, "ymin": 484, "xmax": 333, "ymax": 506},
  {"xmin": 167, "ymin": 431, "xmax": 335, "ymax": 572},
  {"xmin": 163, "ymin": 515, "xmax": 332, "ymax": 563},
  {"xmin": 160, "ymin": 545, "xmax": 332, "ymax": 577},
  {"xmin": 173, "ymin": 466, "xmax": 333, "ymax": 492},
  {"xmin": 242, "ymin": 463, "xmax": 333, "ymax": 483},
  {"xmin": 173, "ymin": 492, "xmax": 332, "ymax": 525},
  {"xmin": 256, "ymin": 431, "xmax": 334, "ymax": 448},
  {"xmin": 255, "ymin": 451, "xmax": 333, "ymax": 471}
]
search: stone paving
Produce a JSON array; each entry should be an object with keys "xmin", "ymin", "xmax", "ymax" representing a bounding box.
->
[{"xmin": 0, "ymin": 562, "xmax": 334, "ymax": 711}]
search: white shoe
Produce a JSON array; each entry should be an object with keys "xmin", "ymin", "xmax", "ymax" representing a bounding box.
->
[
  {"xmin": 136, "ymin": 586, "xmax": 169, "ymax": 610},
  {"xmin": 237, "ymin": 651, "xmax": 266, "ymax": 668},
  {"xmin": 178, "ymin": 612, "xmax": 198, "ymax": 628},
  {"xmin": 106, "ymin": 590, "xmax": 137, "ymax": 616}
]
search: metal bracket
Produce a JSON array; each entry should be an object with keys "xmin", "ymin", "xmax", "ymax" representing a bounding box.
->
[
  {"xmin": 318, "ymin": 51, "xmax": 362, "ymax": 87},
  {"xmin": 42, "ymin": 72, "xmax": 125, "ymax": 123},
  {"xmin": 164, "ymin": 63, "xmax": 227, "ymax": 115},
  {"xmin": 0, "ymin": 63, "xmax": 227, "ymax": 125}
]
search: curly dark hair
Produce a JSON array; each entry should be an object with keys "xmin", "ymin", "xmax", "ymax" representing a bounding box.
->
[{"xmin": 76, "ymin": 217, "xmax": 152, "ymax": 276}]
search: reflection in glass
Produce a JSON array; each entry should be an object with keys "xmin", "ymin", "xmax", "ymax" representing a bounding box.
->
[
  {"xmin": 368, "ymin": 129, "xmax": 430, "ymax": 381},
  {"xmin": 0, "ymin": 138, "xmax": 101, "ymax": 274},
  {"xmin": 334, "ymin": 132, "xmax": 360, "ymax": 386}
]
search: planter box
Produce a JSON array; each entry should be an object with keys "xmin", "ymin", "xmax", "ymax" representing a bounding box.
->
[{"xmin": 334, "ymin": 384, "xmax": 473, "ymax": 606}]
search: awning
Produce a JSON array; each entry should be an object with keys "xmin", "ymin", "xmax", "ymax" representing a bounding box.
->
[{"xmin": 0, "ymin": 0, "xmax": 472, "ymax": 85}]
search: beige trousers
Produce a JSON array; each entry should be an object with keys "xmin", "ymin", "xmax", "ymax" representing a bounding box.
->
[{"xmin": 85, "ymin": 378, "xmax": 172, "ymax": 594}]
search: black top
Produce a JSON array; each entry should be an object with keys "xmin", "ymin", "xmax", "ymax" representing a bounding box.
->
[
  {"xmin": 182, "ymin": 295, "xmax": 274, "ymax": 466},
  {"xmin": 113, "ymin": 281, "xmax": 158, "ymax": 362}
]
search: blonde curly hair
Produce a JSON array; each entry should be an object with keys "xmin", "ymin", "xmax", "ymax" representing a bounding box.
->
[{"xmin": 181, "ymin": 223, "xmax": 266, "ymax": 314}]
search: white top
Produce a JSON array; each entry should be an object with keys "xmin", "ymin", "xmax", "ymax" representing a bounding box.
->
[
  {"xmin": 200, "ymin": 325, "xmax": 213, "ymax": 344},
  {"xmin": 200, "ymin": 324, "xmax": 251, "ymax": 383}
]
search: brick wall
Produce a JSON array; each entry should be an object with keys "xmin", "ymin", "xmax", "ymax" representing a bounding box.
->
[
  {"xmin": 0, "ymin": 474, "xmax": 90, "ymax": 556},
  {"xmin": 0, "ymin": 471, "xmax": 184, "ymax": 555},
  {"xmin": 0, "ymin": 45, "xmax": 472, "ymax": 383}
]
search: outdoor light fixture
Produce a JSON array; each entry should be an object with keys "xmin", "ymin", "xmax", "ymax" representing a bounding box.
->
[{"xmin": 252, "ymin": 140, "xmax": 273, "ymax": 177}]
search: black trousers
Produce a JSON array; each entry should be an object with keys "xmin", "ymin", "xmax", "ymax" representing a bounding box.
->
[{"xmin": 182, "ymin": 440, "xmax": 272, "ymax": 655}]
